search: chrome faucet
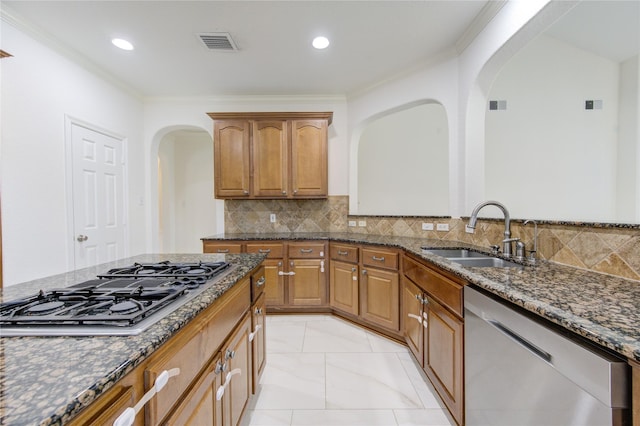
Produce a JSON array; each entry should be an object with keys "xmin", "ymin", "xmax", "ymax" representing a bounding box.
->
[
  {"xmin": 466, "ymin": 200, "xmax": 516, "ymax": 257},
  {"xmin": 523, "ymin": 219, "xmax": 538, "ymax": 263}
]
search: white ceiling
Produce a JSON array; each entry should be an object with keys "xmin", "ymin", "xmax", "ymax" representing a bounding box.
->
[{"xmin": 2, "ymin": 1, "xmax": 493, "ymax": 98}]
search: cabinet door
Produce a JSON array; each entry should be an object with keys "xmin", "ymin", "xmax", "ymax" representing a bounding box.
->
[
  {"xmin": 360, "ymin": 267, "xmax": 400, "ymax": 331},
  {"xmin": 290, "ymin": 120, "xmax": 327, "ymax": 197},
  {"xmin": 424, "ymin": 298, "xmax": 464, "ymax": 426},
  {"xmin": 251, "ymin": 293, "xmax": 267, "ymax": 394},
  {"xmin": 213, "ymin": 120, "xmax": 250, "ymax": 198},
  {"xmin": 329, "ymin": 260, "xmax": 359, "ymax": 315},
  {"xmin": 252, "ymin": 120, "xmax": 289, "ymax": 197},
  {"xmin": 222, "ymin": 314, "xmax": 252, "ymax": 426},
  {"xmin": 288, "ymin": 259, "xmax": 327, "ymax": 306},
  {"xmin": 262, "ymin": 259, "xmax": 285, "ymax": 307},
  {"xmin": 402, "ymin": 278, "xmax": 424, "ymax": 365},
  {"xmin": 164, "ymin": 356, "xmax": 224, "ymax": 426}
]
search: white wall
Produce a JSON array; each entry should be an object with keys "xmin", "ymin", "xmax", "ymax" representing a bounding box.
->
[
  {"xmin": 618, "ymin": 54, "xmax": 640, "ymax": 223},
  {"xmin": 1, "ymin": 19, "xmax": 146, "ymax": 286},
  {"xmin": 485, "ymin": 34, "xmax": 619, "ymax": 221},
  {"xmin": 357, "ymin": 103, "xmax": 449, "ymax": 215}
]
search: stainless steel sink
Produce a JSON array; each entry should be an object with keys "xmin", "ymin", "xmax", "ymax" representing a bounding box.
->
[
  {"xmin": 450, "ymin": 257, "xmax": 523, "ymax": 268},
  {"xmin": 421, "ymin": 247, "xmax": 524, "ymax": 268},
  {"xmin": 421, "ymin": 248, "xmax": 488, "ymax": 258}
]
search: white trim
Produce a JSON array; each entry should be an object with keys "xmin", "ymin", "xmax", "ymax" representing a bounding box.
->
[{"xmin": 64, "ymin": 115, "xmax": 129, "ymax": 271}]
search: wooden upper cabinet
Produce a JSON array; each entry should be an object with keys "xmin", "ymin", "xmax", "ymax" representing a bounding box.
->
[
  {"xmin": 213, "ymin": 120, "xmax": 250, "ymax": 198},
  {"xmin": 291, "ymin": 120, "xmax": 327, "ymax": 197},
  {"xmin": 208, "ymin": 112, "xmax": 332, "ymax": 199},
  {"xmin": 253, "ymin": 120, "xmax": 289, "ymax": 197}
]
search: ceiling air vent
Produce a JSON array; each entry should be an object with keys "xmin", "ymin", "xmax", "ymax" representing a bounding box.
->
[{"xmin": 198, "ymin": 32, "xmax": 238, "ymax": 51}]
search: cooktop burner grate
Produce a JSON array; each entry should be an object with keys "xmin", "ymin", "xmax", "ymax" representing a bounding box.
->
[{"xmin": 0, "ymin": 260, "xmax": 233, "ymax": 336}]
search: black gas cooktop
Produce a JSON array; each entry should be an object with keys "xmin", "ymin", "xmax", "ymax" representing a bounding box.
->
[{"xmin": 0, "ymin": 261, "xmax": 233, "ymax": 337}]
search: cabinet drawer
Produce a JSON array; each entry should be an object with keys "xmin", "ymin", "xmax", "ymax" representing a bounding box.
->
[
  {"xmin": 330, "ymin": 244, "xmax": 359, "ymax": 263},
  {"xmin": 246, "ymin": 243, "xmax": 284, "ymax": 258},
  {"xmin": 362, "ymin": 247, "xmax": 398, "ymax": 270},
  {"xmin": 203, "ymin": 241, "xmax": 242, "ymax": 254},
  {"xmin": 403, "ymin": 256, "xmax": 463, "ymax": 317},
  {"xmin": 251, "ymin": 265, "xmax": 266, "ymax": 303},
  {"xmin": 288, "ymin": 242, "xmax": 326, "ymax": 259}
]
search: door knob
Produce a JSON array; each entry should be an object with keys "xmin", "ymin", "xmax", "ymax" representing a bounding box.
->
[{"xmin": 77, "ymin": 235, "xmax": 88, "ymax": 242}]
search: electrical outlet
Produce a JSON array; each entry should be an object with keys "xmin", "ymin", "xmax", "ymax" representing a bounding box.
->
[
  {"xmin": 358, "ymin": 220, "xmax": 367, "ymax": 227},
  {"xmin": 422, "ymin": 222, "xmax": 434, "ymax": 231},
  {"xmin": 348, "ymin": 220, "xmax": 357, "ymax": 227},
  {"xmin": 436, "ymin": 223, "xmax": 449, "ymax": 231},
  {"xmin": 270, "ymin": 213, "xmax": 276, "ymax": 223}
]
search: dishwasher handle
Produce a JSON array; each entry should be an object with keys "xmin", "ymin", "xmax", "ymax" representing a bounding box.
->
[{"xmin": 487, "ymin": 318, "xmax": 552, "ymax": 364}]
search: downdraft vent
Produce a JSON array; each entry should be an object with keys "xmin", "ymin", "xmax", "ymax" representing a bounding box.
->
[{"xmin": 198, "ymin": 32, "xmax": 238, "ymax": 51}]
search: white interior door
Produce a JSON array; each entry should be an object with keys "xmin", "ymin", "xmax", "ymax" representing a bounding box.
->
[{"xmin": 71, "ymin": 123, "xmax": 126, "ymax": 269}]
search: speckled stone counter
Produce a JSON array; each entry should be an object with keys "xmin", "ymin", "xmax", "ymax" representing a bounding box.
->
[
  {"xmin": 204, "ymin": 232, "xmax": 640, "ymax": 362},
  {"xmin": 0, "ymin": 253, "xmax": 265, "ymax": 426}
]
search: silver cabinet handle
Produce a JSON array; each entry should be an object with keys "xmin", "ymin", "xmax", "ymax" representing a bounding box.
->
[
  {"xmin": 256, "ymin": 276, "xmax": 266, "ymax": 287},
  {"xmin": 407, "ymin": 313, "xmax": 423, "ymax": 325},
  {"xmin": 77, "ymin": 235, "xmax": 88, "ymax": 242},
  {"xmin": 337, "ymin": 250, "xmax": 349, "ymax": 256},
  {"xmin": 258, "ymin": 249, "xmax": 271, "ymax": 253},
  {"xmin": 278, "ymin": 271, "xmax": 296, "ymax": 276},
  {"xmin": 372, "ymin": 256, "xmax": 385, "ymax": 262},
  {"xmin": 217, "ymin": 248, "xmax": 229, "ymax": 253},
  {"xmin": 300, "ymin": 248, "xmax": 313, "ymax": 254}
]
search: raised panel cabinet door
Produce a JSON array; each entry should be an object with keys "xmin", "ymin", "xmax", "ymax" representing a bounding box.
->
[
  {"xmin": 251, "ymin": 293, "xmax": 267, "ymax": 394},
  {"xmin": 262, "ymin": 259, "xmax": 286, "ymax": 307},
  {"xmin": 402, "ymin": 278, "xmax": 424, "ymax": 365},
  {"xmin": 288, "ymin": 259, "xmax": 327, "ymax": 306},
  {"xmin": 252, "ymin": 120, "xmax": 289, "ymax": 197},
  {"xmin": 222, "ymin": 314, "xmax": 252, "ymax": 426},
  {"xmin": 424, "ymin": 298, "xmax": 464, "ymax": 426},
  {"xmin": 214, "ymin": 120, "xmax": 251, "ymax": 198},
  {"xmin": 329, "ymin": 260, "xmax": 359, "ymax": 315},
  {"xmin": 290, "ymin": 120, "xmax": 328, "ymax": 197},
  {"xmin": 360, "ymin": 267, "xmax": 400, "ymax": 331},
  {"xmin": 164, "ymin": 355, "xmax": 224, "ymax": 426}
]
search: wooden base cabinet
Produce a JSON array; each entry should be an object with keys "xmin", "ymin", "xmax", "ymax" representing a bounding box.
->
[
  {"xmin": 329, "ymin": 259, "xmax": 359, "ymax": 315},
  {"xmin": 222, "ymin": 313, "xmax": 252, "ymax": 426},
  {"xmin": 251, "ymin": 293, "xmax": 267, "ymax": 393},
  {"xmin": 402, "ymin": 254, "xmax": 464, "ymax": 426},
  {"xmin": 360, "ymin": 266, "xmax": 399, "ymax": 331}
]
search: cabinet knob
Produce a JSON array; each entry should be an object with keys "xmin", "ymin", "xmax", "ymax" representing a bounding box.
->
[
  {"xmin": 293, "ymin": 189, "xmax": 298, "ymax": 194},
  {"xmin": 362, "ymin": 269, "xmax": 367, "ymax": 275},
  {"xmin": 76, "ymin": 235, "xmax": 88, "ymax": 242},
  {"xmin": 256, "ymin": 276, "xmax": 266, "ymax": 287},
  {"xmin": 225, "ymin": 349, "xmax": 236, "ymax": 360},
  {"xmin": 351, "ymin": 267, "xmax": 357, "ymax": 272},
  {"xmin": 282, "ymin": 191, "xmax": 287, "ymax": 195},
  {"xmin": 243, "ymin": 190, "xmax": 249, "ymax": 195}
]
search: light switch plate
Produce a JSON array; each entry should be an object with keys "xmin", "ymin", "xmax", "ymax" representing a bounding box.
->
[
  {"xmin": 436, "ymin": 223, "xmax": 449, "ymax": 231},
  {"xmin": 358, "ymin": 220, "xmax": 367, "ymax": 227},
  {"xmin": 348, "ymin": 220, "xmax": 357, "ymax": 227}
]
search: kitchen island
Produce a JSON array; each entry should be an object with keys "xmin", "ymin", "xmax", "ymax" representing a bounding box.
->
[{"xmin": 0, "ymin": 253, "xmax": 265, "ymax": 426}]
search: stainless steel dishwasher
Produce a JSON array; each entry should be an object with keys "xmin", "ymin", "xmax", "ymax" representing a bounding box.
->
[{"xmin": 465, "ymin": 286, "xmax": 630, "ymax": 425}]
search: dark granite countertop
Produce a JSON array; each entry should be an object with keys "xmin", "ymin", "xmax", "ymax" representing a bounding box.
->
[
  {"xmin": 0, "ymin": 253, "xmax": 265, "ymax": 426},
  {"xmin": 204, "ymin": 232, "xmax": 640, "ymax": 362}
]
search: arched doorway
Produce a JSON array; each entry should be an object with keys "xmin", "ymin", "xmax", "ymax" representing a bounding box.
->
[{"xmin": 157, "ymin": 128, "xmax": 219, "ymax": 252}]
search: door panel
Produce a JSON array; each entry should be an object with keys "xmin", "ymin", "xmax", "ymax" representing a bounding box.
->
[{"xmin": 71, "ymin": 123, "xmax": 125, "ymax": 269}]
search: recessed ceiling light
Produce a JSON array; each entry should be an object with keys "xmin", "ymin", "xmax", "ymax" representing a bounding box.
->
[
  {"xmin": 312, "ymin": 36, "xmax": 330, "ymax": 50},
  {"xmin": 112, "ymin": 38, "xmax": 134, "ymax": 51}
]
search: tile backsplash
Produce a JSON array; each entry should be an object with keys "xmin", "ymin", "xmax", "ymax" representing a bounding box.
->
[{"xmin": 224, "ymin": 196, "xmax": 640, "ymax": 281}]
